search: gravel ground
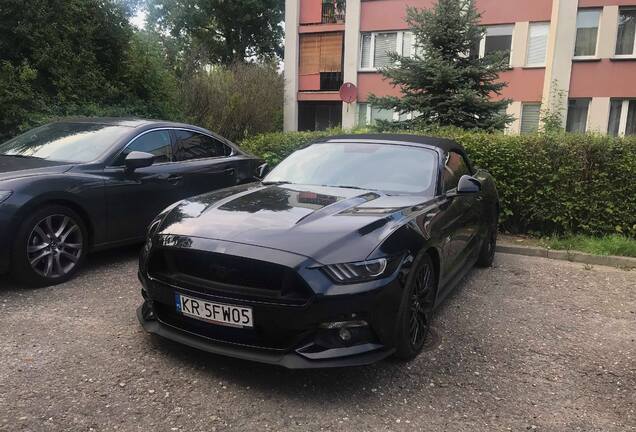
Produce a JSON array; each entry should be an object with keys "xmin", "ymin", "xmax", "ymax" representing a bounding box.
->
[{"xmin": 0, "ymin": 248, "xmax": 634, "ymax": 432}]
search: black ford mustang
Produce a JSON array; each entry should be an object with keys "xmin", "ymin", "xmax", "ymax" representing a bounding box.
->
[
  {"xmin": 137, "ymin": 135, "xmax": 499, "ymax": 368},
  {"xmin": 0, "ymin": 118, "xmax": 262, "ymax": 286}
]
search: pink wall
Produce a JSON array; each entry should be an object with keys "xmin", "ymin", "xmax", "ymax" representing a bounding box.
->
[
  {"xmin": 299, "ymin": 23, "xmax": 345, "ymax": 33},
  {"xmin": 299, "ymin": 74, "xmax": 321, "ymax": 91},
  {"xmin": 357, "ymin": 72, "xmax": 402, "ymax": 101},
  {"xmin": 297, "ymin": 91, "xmax": 342, "ymax": 101},
  {"xmin": 578, "ymin": 0, "xmax": 636, "ymax": 6},
  {"xmin": 360, "ymin": 0, "xmax": 436, "ymax": 32},
  {"xmin": 497, "ymin": 69, "xmax": 545, "ymax": 102},
  {"xmin": 570, "ymin": 61, "xmax": 636, "ymax": 98},
  {"xmin": 300, "ymin": 0, "xmax": 322, "ymax": 25},
  {"xmin": 356, "ymin": 68, "xmax": 545, "ymax": 103},
  {"xmin": 475, "ymin": 0, "xmax": 552, "ymax": 25},
  {"xmin": 358, "ymin": 0, "xmax": 552, "ymax": 31}
]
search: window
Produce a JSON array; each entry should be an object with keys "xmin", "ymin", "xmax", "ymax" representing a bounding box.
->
[
  {"xmin": 520, "ymin": 103, "xmax": 541, "ymax": 134},
  {"xmin": 480, "ymin": 25, "xmax": 513, "ymax": 65},
  {"xmin": 359, "ymin": 31, "xmax": 414, "ymax": 70},
  {"xmin": 299, "ymin": 32, "xmax": 344, "ymax": 90},
  {"xmin": 616, "ymin": 8, "xmax": 636, "ymax": 56},
  {"xmin": 113, "ymin": 130, "xmax": 172, "ymax": 166},
  {"xmin": 565, "ymin": 99, "xmax": 590, "ymax": 133},
  {"xmin": 357, "ymin": 103, "xmax": 415, "ymax": 126},
  {"xmin": 174, "ymin": 130, "xmax": 231, "ymax": 161},
  {"xmin": 574, "ymin": 9, "xmax": 601, "ymax": 57},
  {"xmin": 264, "ymin": 142, "xmax": 438, "ymax": 195},
  {"xmin": 443, "ymin": 152, "xmax": 471, "ymax": 193},
  {"xmin": 608, "ymin": 99, "xmax": 636, "ymax": 136},
  {"xmin": 526, "ymin": 22, "xmax": 549, "ymax": 66}
]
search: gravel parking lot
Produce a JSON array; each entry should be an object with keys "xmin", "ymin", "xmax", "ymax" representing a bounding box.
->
[{"xmin": 0, "ymin": 249, "xmax": 634, "ymax": 432}]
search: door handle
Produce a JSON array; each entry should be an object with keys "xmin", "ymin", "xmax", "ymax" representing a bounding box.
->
[
  {"xmin": 167, "ymin": 175, "xmax": 183, "ymax": 184},
  {"xmin": 223, "ymin": 168, "xmax": 235, "ymax": 176}
]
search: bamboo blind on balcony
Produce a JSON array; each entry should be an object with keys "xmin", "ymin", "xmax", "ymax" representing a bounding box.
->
[{"xmin": 299, "ymin": 32, "xmax": 343, "ymax": 75}]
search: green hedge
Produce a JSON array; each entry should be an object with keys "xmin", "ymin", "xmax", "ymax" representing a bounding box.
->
[{"xmin": 240, "ymin": 130, "xmax": 636, "ymax": 238}]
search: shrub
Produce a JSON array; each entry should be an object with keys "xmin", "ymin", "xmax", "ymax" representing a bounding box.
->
[
  {"xmin": 180, "ymin": 62, "xmax": 283, "ymax": 142},
  {"xmin": 240, "ymin": 130, "xmax": 636, "ymax": 238}
]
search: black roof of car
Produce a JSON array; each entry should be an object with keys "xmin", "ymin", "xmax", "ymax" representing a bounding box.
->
[{"xmin": 316, "ymin": 134, "xmax": 466, "ymax": 155}]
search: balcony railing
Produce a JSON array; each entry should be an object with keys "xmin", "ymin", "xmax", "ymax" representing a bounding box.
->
[{"xmin": 321, "ymin": 1, "xmax": 346, "ymax": 24}]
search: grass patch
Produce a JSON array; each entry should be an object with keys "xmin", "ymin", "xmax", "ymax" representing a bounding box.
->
[{"xmin": 539, "ymin": 235, "xmax": 636, "ymax": 258}]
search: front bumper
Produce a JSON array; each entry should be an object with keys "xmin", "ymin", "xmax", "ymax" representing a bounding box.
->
[
  {"xmin": 136, "ymin": 236, "xmax": 407, "ymax": 368},
  {"xmin": 137, "ymin": 306, "xmax": 394, "ymax": 369}
]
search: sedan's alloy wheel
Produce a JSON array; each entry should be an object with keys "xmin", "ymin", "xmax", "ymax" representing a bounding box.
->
[
  {"xmin": 409, "ymin": 261, "xmax": 435, "ymax": 348},
  {"xmin": 27, "ymin": 214, "xmax": 83, "ymax": 278}
]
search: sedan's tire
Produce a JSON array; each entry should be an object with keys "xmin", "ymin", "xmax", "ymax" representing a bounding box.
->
[
  {"xmin": 394, "ymin": 253, "xmax": 436, "ymax": 361},
  {"xmin": 11, "ymin": 205, "xmax": 88, "ymax": 287}
]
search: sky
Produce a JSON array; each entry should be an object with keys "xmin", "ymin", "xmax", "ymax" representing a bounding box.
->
[{"xmin": 130, "ymin": 9, "xmax": 147, "ymax": 29}]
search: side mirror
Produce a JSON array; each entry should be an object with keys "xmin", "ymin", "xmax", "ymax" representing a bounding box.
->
[
  {"xmin": 456, "ymin": 175, "xmax": 481, "ymax": 194},
  {"xmin": 125, "ymin": 151, "xmax": 155, "ymax": 172},
  {"xmin": 255, "ymin": 162, "xmax": 270, "ymax": 180}
]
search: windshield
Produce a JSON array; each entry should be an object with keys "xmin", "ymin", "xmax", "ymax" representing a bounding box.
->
[
  {"xmin": 264, "ymin": 142, "xmax": 438, "ymax": 195},
  {"xmin": 0, "ymin": 122, "xmax": 133, "ymax": 163}
]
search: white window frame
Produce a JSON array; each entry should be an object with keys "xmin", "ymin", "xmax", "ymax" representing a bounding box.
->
[
  {"xmin": 520, "ymin": 102, "xmax": 542, "ymax": 134},
  {"xmin": 357, "ymin": 103, "xmax": 415, "ymax": 126},
  {"xmin": 479, "ymin": 24, "xmax": 514, "ymax": 67},
  {"xmin": 359, "ymin": 31, "xmax": 415, "ymax": 71},
  {"xmin": 611, "ymin": 99, "xmax": 634, "ymax": 136},
  {"xmin": 573, "ymin": 8, "xmax": 602, "ymax": 60},
  {"xmin": 614, "ymin": 7, "xmax": 636, "ymax": 58}
]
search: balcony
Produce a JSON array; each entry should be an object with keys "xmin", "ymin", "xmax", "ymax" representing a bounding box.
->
[{"xmin": 321, "ymin": 1, "xmax": 346, "ymax": 24}]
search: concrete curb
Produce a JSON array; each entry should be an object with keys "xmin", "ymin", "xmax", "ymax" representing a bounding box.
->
[{"xmin": 496, "ymin": 243, "xmax": 636, "ymax": 269}]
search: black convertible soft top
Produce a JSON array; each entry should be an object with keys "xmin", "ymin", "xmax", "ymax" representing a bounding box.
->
[{"xmin": 316, "ymin": 134, "xmax": 466, "ymax": 155}]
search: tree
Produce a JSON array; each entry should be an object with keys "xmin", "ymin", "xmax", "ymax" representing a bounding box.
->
[
  {"xmin": 0, "ymin": 0, "xmax": 180, "ymax": 140},
  {"xmin": 368, "ymin": 0, "xmax": 512, "ymax": 131},
  {"xmin": 180, "ymin": 62, "xmax": 283, "ymax": 142},
  {"xmin": 146, "ymin": 0, "xmax": 284, "ymax": 68}
]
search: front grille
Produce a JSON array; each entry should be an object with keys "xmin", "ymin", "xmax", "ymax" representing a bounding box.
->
[
  {"xmin": 153, "ymin": 302, "xmax": 308, "ymax": 350},
  {"xmin": 148, "ymin": 248, "xmax": 313, "ymax": 305}
]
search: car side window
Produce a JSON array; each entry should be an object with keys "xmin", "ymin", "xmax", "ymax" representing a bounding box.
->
[
  {"xmin": 443, "ymin": 151, "xmax": 471, "ymax": 192},
  {"xmin": 113, "ymin": 130, "xmax": 173, "ymax": 166},
  {"xmin": 174, "ymin": 130, "xmax": 231, "ymax": 161}
]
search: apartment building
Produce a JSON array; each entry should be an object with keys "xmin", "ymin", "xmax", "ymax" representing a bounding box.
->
[{"xmin": 283, "ymin": 0, "xmax": 636, "ymax": 135}]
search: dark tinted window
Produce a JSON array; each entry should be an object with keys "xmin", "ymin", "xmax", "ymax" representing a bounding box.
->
[
  {"xmin": 174, "ymin": 130, "xmax": 230, "ymax": 161},
  {"xmin": 113, "ymin": 130, "xmax": 172, "ymax": 166},
  {"xmin": 443, "ymin": 152, "xmax": 471, "ymax": 192},
  {"xmin": 0, "ymin": 122, "xmax": 131, "ymax": 163}
]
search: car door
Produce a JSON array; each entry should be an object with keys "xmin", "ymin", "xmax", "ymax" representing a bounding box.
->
[
  {"xmin": 438, "ymin": 151, "xmax": 480, "ymax": 281},
  {"xmin": 103, "ymin": 129, "xmax": 184, "ymax": 243},
  {"xmin": 171, "ymin": 129, "xmax": 238, "ymax": 199}
]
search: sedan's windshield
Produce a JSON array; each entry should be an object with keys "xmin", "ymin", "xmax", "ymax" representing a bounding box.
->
[
  {"xmin": 0, "ymin": 122, "xmax": 133, "ymax": 163},
  {"xmin": 264, "ymin": 142, "xmax": 438, "ymax": 195}
]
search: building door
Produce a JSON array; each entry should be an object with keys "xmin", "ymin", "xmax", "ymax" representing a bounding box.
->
[{"xmin": 298, "ymin": 101, "xmax": 342, "ymax": 131}]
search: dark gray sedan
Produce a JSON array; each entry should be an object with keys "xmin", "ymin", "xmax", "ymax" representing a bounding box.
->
[{"xmin": 0, "ymin": 118, "xmax": 262, "ymax": 286}]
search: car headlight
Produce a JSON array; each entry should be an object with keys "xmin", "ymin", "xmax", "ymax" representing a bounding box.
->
[
  {"xmin": 0, "ymin": 191, "xmax": 12, "ymax": 204},
  {"xmin": 321, "ymin": 257, "xmax": 400, "ymax": 284}
]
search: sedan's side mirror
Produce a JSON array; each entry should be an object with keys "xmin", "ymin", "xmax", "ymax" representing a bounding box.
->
[
  {"xmin": 125, "ymin": 151, "xmax": 155, "ymax": 173},
  {"xmin": 456, "ymin": 175, "xmax": 481, "ymax": 194},
  {"xmin": 255, "ymin": 162, "xmax": 270, "ymax": 180}
]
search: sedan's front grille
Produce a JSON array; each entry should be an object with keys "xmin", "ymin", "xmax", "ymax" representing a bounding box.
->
[{"xmin": 147, "ymin": 248, "xmax": 313, "ymax": 305}]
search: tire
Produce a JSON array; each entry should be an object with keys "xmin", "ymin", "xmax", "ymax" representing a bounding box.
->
[
  {"xmin": 394, "ymin": 252, "xmax": 437, "ymax": 361},
  {"xmin": 11, "ymin": 205, "xmax": 88, "ymax": 287},
  {"xmin": 476, "ymin": 209, "xmax": 498, "ymax": 268}
]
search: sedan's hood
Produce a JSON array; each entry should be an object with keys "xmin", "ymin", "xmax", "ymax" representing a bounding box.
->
[
  {"xmin": 159, "ymin": 183, "xmax": 431, "ymax": 264},
  {"xmin": 0, "ymin": 156, "xmax": 73, "ymax": 181}
]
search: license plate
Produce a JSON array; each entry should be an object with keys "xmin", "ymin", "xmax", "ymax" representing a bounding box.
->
[{"xmin": 175, "ymin": 293, "xmax": 253, "ymax": 328}]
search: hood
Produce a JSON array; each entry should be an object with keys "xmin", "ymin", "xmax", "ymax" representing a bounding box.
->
[
  {"xmin": 0, "ymin": 156, "xmax": 73, "ymax": 181},
  {"xmin": 158, "ymin": 183, "xmax": 431, "ymax": 263}
]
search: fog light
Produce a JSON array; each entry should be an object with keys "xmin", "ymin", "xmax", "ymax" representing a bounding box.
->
[{"xmin": 338, "ymin": 327, "xmax": 352, "ymax": 342}]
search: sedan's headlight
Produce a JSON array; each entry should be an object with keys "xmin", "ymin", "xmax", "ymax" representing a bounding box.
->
[
  {"xmin": 0, "ymin": 191, "xmax": 12, "ymax": 204},
  {"xmin": 321, "ymin": 257, "xmax": 400, "ymax": 284}
]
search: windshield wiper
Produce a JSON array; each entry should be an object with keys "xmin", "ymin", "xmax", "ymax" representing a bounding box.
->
[
  {"xmin": 261, "ymin": 180, "xmax": 294, "ymax": 186},
  {"xmin": 1, "ymin": 154, "xmax": 40, "ymax": 159},
  {"xmin": 324, "ymin": 184, "xmax": 367, "ymax": 190}
]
